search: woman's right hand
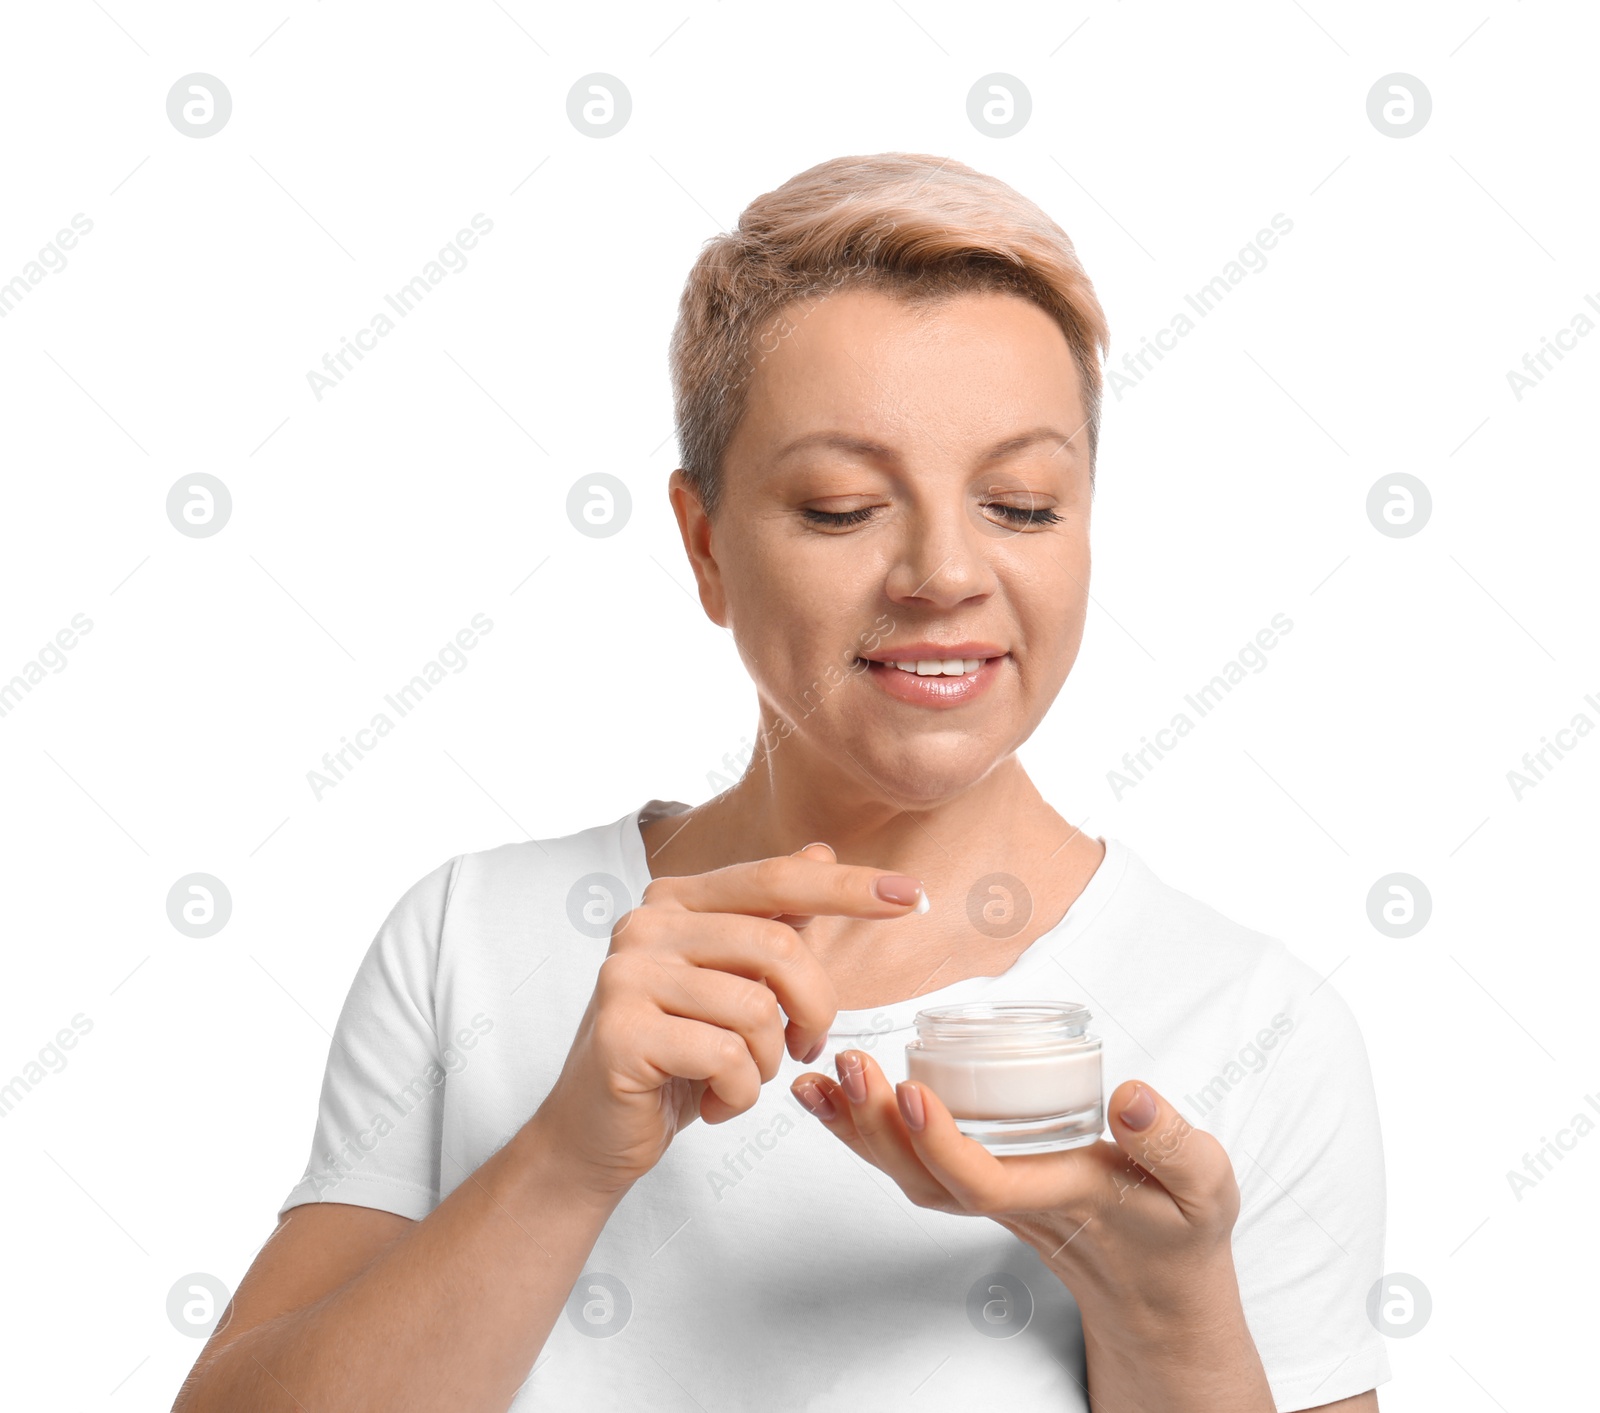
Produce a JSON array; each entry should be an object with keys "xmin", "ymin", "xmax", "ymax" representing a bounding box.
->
[{"xmin": 531, "ymin": 841, "xmax": 928, "ymax": 1201}]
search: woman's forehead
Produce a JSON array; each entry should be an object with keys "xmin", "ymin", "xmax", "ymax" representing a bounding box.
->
[{"xmin": 733, "ymin": 292, "xmax": 1086, "ymax": 454}]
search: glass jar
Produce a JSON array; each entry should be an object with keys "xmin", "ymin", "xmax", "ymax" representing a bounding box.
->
[{"xmin": 904, "ymin": 1001, "xmax": 1103, "ymax": 1154}]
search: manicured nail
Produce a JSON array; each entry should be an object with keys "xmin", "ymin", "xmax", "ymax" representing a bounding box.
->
[
  {"xmin": 874, "ymin": 874, "xmax": 924, "ymax": 906},
  {"xmin": 794, "ymin": 1080, "xmax": 836, "ymax": 1122},
  {"xmin": 799, "ymin": 841, "xmax": 832, "ymax": 854},
  {"xmin": 1120, "ymin": 1084, "xmax": 1157, "ymax": 1131},
  {"xmin": 801, "ymin": 1037, "xmax": 826, "ymax": 1065},
  {"xmin": 836, "ymin": 1051, "xmax": 867, "ymax": 1104},
  {"xmin": 896, "ymin": 1082, "xmax": 925, "ymax": 1131}
]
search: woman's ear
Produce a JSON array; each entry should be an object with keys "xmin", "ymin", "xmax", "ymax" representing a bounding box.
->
[{"xmin": 667, "ymin": 469, "xmax": 729, "ymax": 627}]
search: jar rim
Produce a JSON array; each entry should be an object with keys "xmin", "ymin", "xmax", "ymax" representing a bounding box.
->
[{"xmin": 911, "ymin": 1000, "xmax": 1092, "ymax": 1040}]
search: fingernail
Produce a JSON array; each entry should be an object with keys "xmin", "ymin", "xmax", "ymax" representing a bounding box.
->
[
  {"xmin": 874, "ymin": 874, "xmax": 924, "ymax": 906},
  {"xmin": 1120, "ymin": 1084, "xmax": 1157, "ymax": 1131},
  {"xmin": 794, "ymin": 1080, "xmax": 836, "ymax": 1122},
  {"xmin": 799, "ymin": 841, "xmax": 833, "ymax": 855},
  {"xmin": 897, "ymin": 1082, "xmax": 925, "ymax": 1131},
  {"xmin": 836, "ymin": 1051, "xmax": 867, "ymax": 1104},
  {"xmin": 801, "ymin": 1037, "xmax": 826, "ymax": 1065}
]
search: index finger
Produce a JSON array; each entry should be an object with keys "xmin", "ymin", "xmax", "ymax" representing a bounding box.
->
[
  {"xmin": 643, "ymin": 851, "xmax": 929, "ymax": 1068},
  {"xmin": 775, "ymin": 841, "xmax": 835, "ymax": 931},
  {"xmin": 644, "ymin": 851, "xmax": 929, "ymax": 922}
]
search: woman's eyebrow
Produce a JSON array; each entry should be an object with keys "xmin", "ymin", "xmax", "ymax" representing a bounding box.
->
[
  {"xmin": 983, "ymin": 426, "xmax": 1081, "ymax": 462},
  {"xmin": 773, "ymin": 431, "xmax": 897, "ymax": 463},
  {"xmin": 773, "ymin": 426, "xmax": 1079, "ymax": 464}
]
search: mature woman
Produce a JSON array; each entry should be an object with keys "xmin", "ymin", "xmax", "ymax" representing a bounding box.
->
[{"xmin": 175, "ymin": 154, "xmax": 1388, "ymax": 1412}]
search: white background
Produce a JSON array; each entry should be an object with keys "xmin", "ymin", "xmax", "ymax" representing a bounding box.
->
[{"xmin": 1, "ymin": 1, "xmax": 1595, "ymax": 1407}]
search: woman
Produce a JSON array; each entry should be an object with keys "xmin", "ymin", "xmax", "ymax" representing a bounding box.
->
[{"xmin": 174, "ymin": 154, "xmax": 1388, "ymax": 1412}]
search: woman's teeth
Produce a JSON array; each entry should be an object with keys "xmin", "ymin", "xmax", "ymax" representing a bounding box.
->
[{"xmin": 889, "ymin": 658, "xmax": 985, "ymax": 676}]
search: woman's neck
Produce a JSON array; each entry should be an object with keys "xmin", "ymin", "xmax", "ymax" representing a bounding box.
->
[
  {"xmin": 637, "ymin": 748, "xmax": 1105, "ymax": 1006},
  {"xmin": 640, "ymin": 750, "xmax": 1100, "ymax": 919}
]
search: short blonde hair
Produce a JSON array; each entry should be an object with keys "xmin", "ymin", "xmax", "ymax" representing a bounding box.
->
[{"xmin": 668, "ymin": 153, "xmax": 1111, "ymax": 518}]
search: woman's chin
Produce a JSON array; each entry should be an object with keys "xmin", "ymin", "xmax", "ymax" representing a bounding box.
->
[{"xmin": 838, "ymin": 744, "xmax": 1002, "ymax": 810}]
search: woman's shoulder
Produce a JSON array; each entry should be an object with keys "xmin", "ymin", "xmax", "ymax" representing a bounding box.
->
[
  {"xmin": 447, "ymin": 803, "xmax": 654, "ymax": 910},
  {"xmin": 423, "ymin": 801, "xmax": 695, "ymax": 953}
]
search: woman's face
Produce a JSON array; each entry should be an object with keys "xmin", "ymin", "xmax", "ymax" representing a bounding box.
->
[{"xmin": 671, "ymin": 285, "xmax": 1093, "ymax": 808}]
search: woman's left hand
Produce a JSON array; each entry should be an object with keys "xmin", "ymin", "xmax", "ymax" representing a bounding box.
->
[{"xmin": 790, "ymin": 1049, "xmax": 1244, "ymax": 1330}]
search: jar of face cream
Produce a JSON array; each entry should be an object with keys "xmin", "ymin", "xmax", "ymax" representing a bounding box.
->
[{"xmin": 904, "ymin": 1002, "xmax": 1103, "ymax": 1154}]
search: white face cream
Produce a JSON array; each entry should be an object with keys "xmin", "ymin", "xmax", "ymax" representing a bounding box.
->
[{"xmin": 905, "ymin": 1002, "xmax": 1103, "ymax": 1153}]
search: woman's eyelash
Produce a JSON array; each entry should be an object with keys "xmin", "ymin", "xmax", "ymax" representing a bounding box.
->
[
  {"xmin": 993, "ymin": 504, "xmax": 1062, "ymax": 526},
  {"xmin": 802, "ymin": 506, "xmax": 878, "ymax": 526},
  {"xmin": 801, "ymin": 504, "xmax": 1062, "ymax": 528}
]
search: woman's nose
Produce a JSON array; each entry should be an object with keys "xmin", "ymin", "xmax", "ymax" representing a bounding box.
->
[{"xmin": 883, "ymin": 504, "xmax": 998, "ymax": 609}]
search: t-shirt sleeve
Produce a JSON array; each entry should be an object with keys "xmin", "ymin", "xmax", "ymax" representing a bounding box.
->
[
  {"xmin": 1225, "ymin": 965, "xmax": 1393, "ymax": 1410},
  {"xmin": 277, "ymin": 854, "xmax": 463, "ymax": 1223}
]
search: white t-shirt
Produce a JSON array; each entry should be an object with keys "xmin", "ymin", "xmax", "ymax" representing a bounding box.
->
[{"xmin": 281, "ymin": 799, "xmax": 1392, "ymax": 1411}]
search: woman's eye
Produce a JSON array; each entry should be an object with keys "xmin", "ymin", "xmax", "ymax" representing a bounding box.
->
[
  {"xmin": 801, "ymin": 506, "xmax": 878, "ymax": 527},
  {"xmin": 989, "ymin": 503, "xmax": 1062, "ymax": 527},
  {"xmin": 800, "ymin": 503, "xmax": 1062, "ymax": 529}
]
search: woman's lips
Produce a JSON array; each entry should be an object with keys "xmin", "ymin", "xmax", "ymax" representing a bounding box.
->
[{"xmin": 856, "ymin": 654, "xmax": 1005, "ymax": 708}]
